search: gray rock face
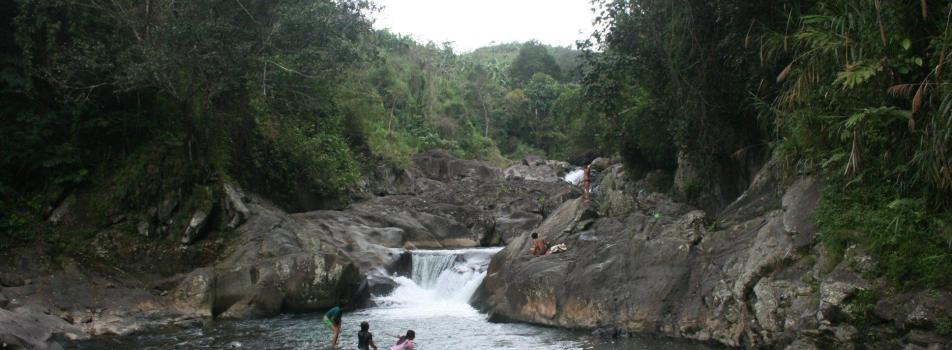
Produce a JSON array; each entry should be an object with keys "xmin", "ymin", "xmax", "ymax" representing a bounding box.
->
[
  {"xmin": 180, "ymin": 210, "xmax": 209, "ymax": 245},
  {"xmin": 504, "ymin": 156, "xmax": 571, "ymax": 183},
  {"xmin": 223, "ymin": 183, "xmax": 251, "ymax": 229},
  {"xmin": 0, "ymin": 307, "xmax": 88, "ymax": 350},
  {"xmin": 592, "ymin": 164, "xmax": 636, "ymax": 217},
  {"xmin": 412, "ymin": 150, "xmax": 501, "ymax": 182},
  {"xmin": 476, "ymin": 163, "xmax": 920, "ymax": 348}
]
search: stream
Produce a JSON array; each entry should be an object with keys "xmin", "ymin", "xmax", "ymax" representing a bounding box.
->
[{"xmin": 71, "ymin": 248, "xmax": 719, "ymax": 350}]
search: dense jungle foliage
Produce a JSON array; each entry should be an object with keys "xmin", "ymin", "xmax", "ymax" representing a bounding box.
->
[
  {"xmin": 584, "ymin": 0, "xmax": 952, "ymax": 289},
  {"xmin": 0, "ymin": 0, "xmax": 588, "ymax": 251}
]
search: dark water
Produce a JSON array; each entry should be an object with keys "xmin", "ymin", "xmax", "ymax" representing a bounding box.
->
[{"xmin": 71, "ymin": 248, "xmax": 720, "ymax": 350}]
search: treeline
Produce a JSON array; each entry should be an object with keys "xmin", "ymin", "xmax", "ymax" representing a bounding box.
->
[
  {"xmin": 0, "ymin": 1, "xmax": 595, "ymax": 250},
  {"xmin": 356, "ymin": 35, "xmax": 590, "ymax": 165},
  {"xmin": 583, "ymin": 0, "xmax": 952, "ymax": 289}
]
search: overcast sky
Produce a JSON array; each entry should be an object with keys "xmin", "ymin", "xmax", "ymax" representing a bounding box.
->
[{"xmin": 370, "ymin": 0, "xmax": 597, "ymax": 53}]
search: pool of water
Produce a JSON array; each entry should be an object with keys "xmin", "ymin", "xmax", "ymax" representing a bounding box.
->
[{"xmin": 71, "ymin": 248, "xmax": 720, "ymax": 350}]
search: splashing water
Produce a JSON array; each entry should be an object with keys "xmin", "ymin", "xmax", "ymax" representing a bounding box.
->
[
  {"xmin": 564, "ymin": 168, "xmax": 584, "ymax": 185},
  {"xmin": 72, "ymin": 248, "xmax": 720, "ymax": 350}
]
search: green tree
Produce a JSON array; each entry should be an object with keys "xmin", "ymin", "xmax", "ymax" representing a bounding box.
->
[{"xmin": 508, "ymin": 41, "xmax": 562, "ymax": 85}]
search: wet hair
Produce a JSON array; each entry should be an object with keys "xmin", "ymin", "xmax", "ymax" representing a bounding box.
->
[
  {"xmin": 531, "ymin": 232, "xmax": 538, "ymax": 239},
  {"xmin": 360, "ymin": 321, "xmax": 369, "ymax": 331},
  {"xmin": 397, "ymin": 330, "xmax": 416, "ymax": 344}
]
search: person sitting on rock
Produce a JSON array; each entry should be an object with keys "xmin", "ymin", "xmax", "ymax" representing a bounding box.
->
[{"xmin": 528, "ymin": 232, "xmax": 549, "ymax": 256}]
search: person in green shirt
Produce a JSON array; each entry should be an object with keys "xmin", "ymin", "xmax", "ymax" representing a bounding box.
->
[{"xmin": 323, "ymin": 305, "xmax": 343, "ymax": 347}]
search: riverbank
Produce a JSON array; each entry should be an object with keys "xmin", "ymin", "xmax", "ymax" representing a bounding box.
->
[{"xmin": 0, "ymin": 151, "xmax": 578, "ymax": 349}]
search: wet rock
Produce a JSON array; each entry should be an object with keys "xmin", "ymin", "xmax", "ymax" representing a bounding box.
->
[
  {"xmin": 590, "ymin": 157, "xmax": 611, "ymax": 172},
  {"xmin": 0, "ymin": 307, "xmax": 89, "ymax": 350},
  {"xmin": 180, "ymin": 210, "xmax": 209, "ymax": 244},
  {"xmin": 171, "ymin": 268, "xmax": 214, "ymax": 317},
  {"xmin": 592, "ymin": 326, "xmax": 627, "ymax": 339},
  {"xmin": 0, "ymin": 292, "xmax": 8, "ymax": 309}
]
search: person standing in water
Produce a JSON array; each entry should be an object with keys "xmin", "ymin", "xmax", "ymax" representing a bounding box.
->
[
  {"xmin": 357, "ymin": 321, "xmax": 378, "ymax": 350},
  {"xmin": 389, "ymin": 330, "xmax": 415, "ymax": 350},
  {"xmin": 323, "ymin": 304, "xmax": 343, "ymax": 348}
]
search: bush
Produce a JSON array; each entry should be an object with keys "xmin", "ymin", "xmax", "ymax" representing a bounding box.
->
[{"xmin": 818, "ymin": 179, "xmax": 952, "ymax": 289}]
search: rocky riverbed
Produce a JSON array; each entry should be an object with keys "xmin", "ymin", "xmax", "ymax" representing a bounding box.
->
[
  {"xmin": 0, "ymin": 151, "xmax": 577, "ymax": 349},
  {"xmin": 1, "ymin": 152, "xmax": 950, "ymax": 349}
]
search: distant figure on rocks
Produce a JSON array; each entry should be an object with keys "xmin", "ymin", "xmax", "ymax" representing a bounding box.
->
[
  {"xmin": 357, "ymin": 321, "xmax": 378, "ymax": 350},
  {"xmin": 324, "ymin": 304, "xmax": 343, "ymax": 347},
  {"xmin": 582, "ymin": 164, "xmax": 591, "ymax": 202},
  {"xmin": 528, "ymin": 232, "xmax": 549, "ymax": 256},
  {"xmin": 389, "ymin": 330, "xmax": 415, "ymax": 350}
]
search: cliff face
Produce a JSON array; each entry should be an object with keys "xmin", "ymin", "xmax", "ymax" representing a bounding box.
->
[{"xmin": 474, "ymin": 162, "xmax": 952, "ymax": 349}]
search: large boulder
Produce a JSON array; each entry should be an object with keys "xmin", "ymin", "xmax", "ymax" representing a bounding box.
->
[
  {"xmin": 0, "ymin": 307, "xmax": 88, "ymax": 350},
  {"xmin": 169, "ymin": 199, "xmax": 365, "ymax": 319},
  {"xmin": 475, "ymin": 164, "xmax": 842, "ymax": 348}
]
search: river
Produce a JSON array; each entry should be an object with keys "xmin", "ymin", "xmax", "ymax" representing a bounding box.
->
[{"xmin": 71, "ymin": 248, "xmax": 719, "ymax": 350}]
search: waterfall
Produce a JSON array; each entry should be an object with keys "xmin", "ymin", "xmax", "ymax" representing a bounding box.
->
[
  {"xmin": 564, "ymin": 168, "xmax": 584, "ymax": 185},
  {"xmin": 374, "ymin": 248, "xmax": 501, "ymax": 313}
]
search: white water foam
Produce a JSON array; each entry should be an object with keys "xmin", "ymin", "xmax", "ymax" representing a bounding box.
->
[
  {"xmin": 372, "ymin": 248, "xmax": 502, "ymax": 320},
  {"xmin": 564, "ymin": 168, "xmax": 584, "ymax": 185}
]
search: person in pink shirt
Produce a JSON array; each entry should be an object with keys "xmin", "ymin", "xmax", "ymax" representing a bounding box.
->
[{"xmin": 389, "ymin": 330, "xmax": 415, "ymax": 350}]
